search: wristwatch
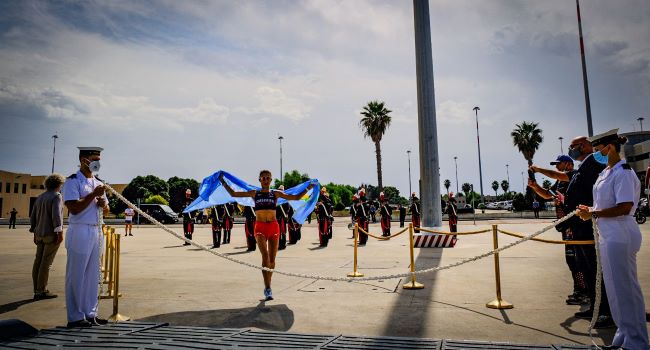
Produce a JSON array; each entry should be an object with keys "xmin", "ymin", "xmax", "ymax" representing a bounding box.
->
[{"xmin": 591, "ymin": 210, "xmax": 598, "ymax": 219}]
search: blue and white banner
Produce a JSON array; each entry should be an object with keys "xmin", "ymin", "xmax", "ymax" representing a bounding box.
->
[{"xmin": 183, "ymin": 170, "xmax": 320, "ymax": 224}]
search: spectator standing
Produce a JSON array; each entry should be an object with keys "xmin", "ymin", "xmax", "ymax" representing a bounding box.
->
[
  {"xmin": 124, "ymin": 207, "xmax": 134, "ymax": 236},
  {"xmin": 532, "ymin": 199, "xmax": 540, "ymax": 219},
  {"xmin": 9, "ymin": 208, "xmax": 18, "ymax": 228},
  {"xmin": 29, "ymin": 174, "xmax": 65, "ymax": 300}
]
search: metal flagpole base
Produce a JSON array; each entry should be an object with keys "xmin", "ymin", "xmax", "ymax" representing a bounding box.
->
[
  {"xmin": 108, "ymin": 313, "xmax": 131, "ymax": 322},
  {"xmin": 347, "ymin": 271, "xmax": 364, "ymax": 277},
  {"xmin": 403, "ymin": 280, "xmax": 424, "ymax": 289},
  {"xmin": 486, "ymin": 298, "xmax": 513, "ymax": 309}
]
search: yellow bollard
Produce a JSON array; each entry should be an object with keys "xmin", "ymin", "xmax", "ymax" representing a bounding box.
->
[
  {"xmin": 486, "ymin": 224, "xmax": 513, "ymax": 309},
  {"xmin": 403, "ymin": 223, "xmax": 424, "ymax": 289},
  {"xmin": 108, "ymin": 231, "xmax": 130, "ymax": 322},
  {"xmin": 347, "ymin": 223, "xmax": 364, "ymax": 277}
]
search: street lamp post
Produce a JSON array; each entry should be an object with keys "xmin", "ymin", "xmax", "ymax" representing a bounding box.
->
[
  {"xmin": 278, "ymin": 135, "xmax": 284, "ymax": 184},
  {"xmin": 473, "ymin": 106, "xmax": 485, "ymax": 204},
  {"xmin": 638, "ymin": 117, "xmax": 645, "ymax": 132},
  {"xmin": 576, "ymin": 0, "xmax": 593, "ymax": 136},
  {"xmin": 407, "ymin": 150, "xmax": 412, "ymax": 195},
  {"xmin": 505, "ymin": 164, "xmax": 510, "ymax": 190},
  {"xmin": 453, "ymin": 156, "xmax": 459, "ymax": 194},
  {"xmin": 51, "ymin": 134, "xmax": 58, "ymax": 174},
  {"xmin": 558, "ymin": 136, "xmax": 564, "ymax": 154}
]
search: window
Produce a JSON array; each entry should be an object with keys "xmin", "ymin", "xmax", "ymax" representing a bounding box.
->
[
  {"xmin": 5, "ymin": 183, "xmax": 9, "ymax": 193},
  {"xmin": 0, "ymin": 182, "xmax": 2, "ymax": 193},
  {"xmin": 14, "ymin": 183, "xmax": 19, "ymax": 193},
  {"xmin": 22, "ymin": 184, "xmax": 27, "ymax": 194}
]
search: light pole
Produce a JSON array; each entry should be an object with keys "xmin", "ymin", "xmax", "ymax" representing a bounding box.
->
[
  {"xmin": 505, "ymin": 164, "xmax": 510, "ymax": 188},
  {"xmin": 453, "ymin": 156, "xmax": 459, "ymax": 194},
  {"xmin": 51, "ymin": 134, "xmax": 58, "ymax": 174},
  {"xmin": 576, "ymin": 0, "xmax": 593, "ymax": 136},
  {"xmin": 278, "ymin": 135, "xmax": 284, "ymax": 184},
  {"xmin": 407, "ymin": 150, "xmax": 412, "ymax": 195},
  {"xmin": 558, "ymin": 136, "xmax": 564, "ymax": 154},
  {"xmin": 521, "ymin": 171, "xmax": 525, "ymax": 194},
  {"xmin": 473, "ymin": 106, "xmax": 485, "ymax": 204},
  {"xmin": 638, "ymin": 117, "xmax": 645, "ymax": 131}
]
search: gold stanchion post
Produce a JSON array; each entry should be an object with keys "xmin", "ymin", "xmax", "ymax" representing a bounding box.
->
[
  {"xmin": 108, "ymin": 231, "xmax": 130, "ymax": 322},
  {"xmin": 403, "ymin": 223, "xmax": 424, "ymax": 289},
  {"xmin": 486, "ymin": 224, "xmax": 513, "ymax": 309},
  {"xmin": 347, "ymin": 223, "xmax": 364, "ymax": 277},
  {"xmin": 100, "ymin": 226, "xmax": 115, "ymax": 299}
]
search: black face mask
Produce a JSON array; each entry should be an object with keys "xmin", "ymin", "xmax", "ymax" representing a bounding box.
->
[{"xmin": 568, "ymin": 145, "xmax": 582, "ymax": 160}]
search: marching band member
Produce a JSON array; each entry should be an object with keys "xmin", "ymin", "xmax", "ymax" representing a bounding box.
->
[
  {"xmin": 379, "ymin": 192, "xmax": 392, "ymax": 237},
  {"xmin": 243, "ymin": 205, "xmax": 257, "ymax": 251},
  {"xmin": 409, "ymin": 192, "xmax": 421, "ymax": 233},
  {"xmin": 356, "ymin": 189, "xmax": 370, "ymax": 245},
  {"xmin": 222, "ymin": 202, "xmax": 235, "ymax": 244},
  {"xmin": 209, "ymin": 206, "xmax": 223, "ymax": 248}
]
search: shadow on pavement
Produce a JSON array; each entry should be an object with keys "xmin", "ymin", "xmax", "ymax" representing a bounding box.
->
[
  {"xmin": 137, "ymin": 301, "xmax": 294, "ymax": 331},
  {"xmin": 0, "ymin": 299, "xmax": 37, "ymax": 315}
]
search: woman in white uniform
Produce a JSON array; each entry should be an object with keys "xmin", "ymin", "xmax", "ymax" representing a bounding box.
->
[{"xmin": 577, "ymin": 129, "xmax": 648, "ymax": 350}]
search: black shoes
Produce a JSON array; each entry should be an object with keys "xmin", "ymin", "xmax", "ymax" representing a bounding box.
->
[
  {"xmin": 34, "ymin": 291, "xmax": 58, "ymax": 300},
  {"xmin": 67, "ymin": 319, "xmax": 92, "ymax": 328},
  {"xmin": 593, "ymin": 316, "xmax": 616, "ymax": 329},
  {"xmin": 566, "ymin": 293, "xmax": 589, "ymax": 305},
  {"xmin": 91, "ymin": 317, "xmax": 108, "ymax": 326},
  {"xmin": 574, "ymin": 309, "xmax": 593, "ymax": 319}
]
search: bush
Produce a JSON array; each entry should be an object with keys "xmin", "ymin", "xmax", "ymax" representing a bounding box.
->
[{"xmin": 145, "ymin": 194, "xmax": 169, "ymax": 205}]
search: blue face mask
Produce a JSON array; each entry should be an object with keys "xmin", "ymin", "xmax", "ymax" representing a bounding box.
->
[{"xmin": 593, "ymin": 147, "xmax": 609, "ymax": 165}]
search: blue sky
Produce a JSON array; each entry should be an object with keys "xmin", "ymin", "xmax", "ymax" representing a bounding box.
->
[{"xmin": 1, "ymin": 0, "xmax": 649, "ymax": 197}]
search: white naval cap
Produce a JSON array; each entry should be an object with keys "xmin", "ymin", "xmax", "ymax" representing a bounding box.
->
[
  {"xmin": 588, "ymin": 129, "xmax": 619, "ymax": 146},
  {"xmin": 77, "ymin": 146, "xmax": 104, "ymax": 156}
]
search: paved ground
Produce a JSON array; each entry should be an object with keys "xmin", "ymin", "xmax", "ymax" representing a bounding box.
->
[{"xmin": 1, "ymin": 219, "xmax": 649, "ymax": 347}]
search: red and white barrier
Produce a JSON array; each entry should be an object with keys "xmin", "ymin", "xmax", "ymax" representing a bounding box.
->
[{"xmin": 414, "ymin": 234, "xmax": 457, "ymax": 248}]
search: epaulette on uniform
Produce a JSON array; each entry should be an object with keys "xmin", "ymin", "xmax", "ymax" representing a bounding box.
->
[
  {"xmin": 67, "ymin": 173, "xmax": 77, "ymax": 179},
  {"xmin": 622, "ymin": 163, "xmax": 631, "ymax": 170}
]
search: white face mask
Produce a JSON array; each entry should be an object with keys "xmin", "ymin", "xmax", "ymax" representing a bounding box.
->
[{"xmin": 88, "ymin": 160, "xmax": 101, "ymax": 173}]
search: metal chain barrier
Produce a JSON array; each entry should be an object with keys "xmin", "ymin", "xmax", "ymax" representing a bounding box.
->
[
  {"xmin": 357, "ymin": 226, "xmax": 409, "ymax": 240},
  {"xmin": 418, "ymin": 227, "xmax": 491, "ymax": 235},
  {"xmin": 104, "ymin": 182, "xmax": 578, "ymax": 282},
  {"xmin": 497, "ymin": 228, "xmax": 595, "ymax": 245}
]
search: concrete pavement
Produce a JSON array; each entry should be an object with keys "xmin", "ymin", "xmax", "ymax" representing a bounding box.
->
[{"xmin": 1, "ymin": 219, "xmax": 648, "ymax": 346}]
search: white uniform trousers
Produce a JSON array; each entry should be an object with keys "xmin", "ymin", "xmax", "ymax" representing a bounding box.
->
[
  {"xmin": 65, "ymin": 224, "xmax": 103, "ymax": 322},
  {"xmin": 598, "ymin": 217, "xmax": 648, "ymax": 350}
]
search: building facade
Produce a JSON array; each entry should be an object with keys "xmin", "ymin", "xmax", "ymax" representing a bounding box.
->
[{"xmin": 621, "ymin": 131, "xmax": 650, "ymax": 185}]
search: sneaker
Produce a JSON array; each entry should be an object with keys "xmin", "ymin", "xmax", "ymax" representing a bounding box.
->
[
  {"xmin": 593, "ymin": 315, "xmax": 616, "ymax": 329},
  {"xmin": 566, "ymin": 294, "xmax": 582, "ymax": 305},
  {"xmin": 264, "ymin": 288, "xmax": 273, "ymax": 301}
]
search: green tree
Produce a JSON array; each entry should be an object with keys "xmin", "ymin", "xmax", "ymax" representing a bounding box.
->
[
  {"xmin": 461, "ymin": 182, "xmax": 472, "ymax": 199},
  {"xmin": 542, "ymin": 179, "xmax": 552, "ymax": 190},
  {"xmin": 444, "ymin": 179, "xmax": 451, "ymax": 194},
  {"xmin": 120, "ymin": 175, "xmax": 169, "ymax": 213},
  {"xmin": 145, "ymin": 194, "xmax": 169, "ymax": 205},
  {"xmin": 491, "ymin": 180, "xmax": 499, "ymax": 197},
  {"xmin": 511, "ymin": 121, "xmax": 543, "ymax": 166},
  {"xmin": 500, "ymin": 180, "xmax": 509, "ymax": 194},
  {"xmin": 168, "ymin": 177, "xmax": 200, "ymax": 213},
  {"xmin": 274, "ymin": 170, "xmax": 310, "ymax": 189},
  {"xmin": 359, "ymin": 100, "xmax": 392, "ymax": 190}
]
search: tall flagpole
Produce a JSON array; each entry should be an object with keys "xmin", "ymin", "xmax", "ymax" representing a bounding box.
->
[{"xmin": 576, "ymin": 0, "xmax": 593, "ymax": 137}]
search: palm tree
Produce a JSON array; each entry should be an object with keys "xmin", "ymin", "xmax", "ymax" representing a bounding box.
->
[
  {"xmin": 501, "ymin": 180, "xmax": 509, "ymax": 194},
  {"xmin": 511, "ymin": 122, "xmax": 543, "ymax": 166},
  {"xmin": 443, "ymin": 179, "xmax": 451, "ymax": 194},
  {"xmin": 491, "ymin": 181, "xmax": 499, "ymax": 197},
  {"xmin": 359, "ymin": 100, "xmax": 392, "ymax": 190},
  {"xmin": 461, "ymin": 182, "xmax": 472, "ymax": 199}
]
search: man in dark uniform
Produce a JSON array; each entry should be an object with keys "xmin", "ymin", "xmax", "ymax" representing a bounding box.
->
[
  {"xmin": 222, "ymin": 202, "xmax": 235, "ymax": 244},
  {"xmin": 209, "ymin": 206, "xmax": 224, "ymax": 248},
  {"xmin": 242, "ymin": 205, "xmax": 257, "ymax": 251},
  {"xmin": 398, "ymin": 203, "xmax": 406, "ymax": 228},
  {"xmin": 287, "ymin": 205, "xmax": 301, "ymax": 245},
  {"xmin": 322, "ymin": 191, "xmax": 334, "ymax": 239},
  {"xmin": 409, "ymin": 193, "xmax": 421, "ymax": 233},
  {"xmin": 379, "ymin": 192, "xmax": 392, "ymax": 237},
  {"xmin": 9, "ymin": 208, "xmax": 18, "ymax": 229},
  {"xmin": 530, "ymin": 137, "xmax": 613, "ymax": 328},
  {"xmin": 446, "ymin": 194, "xmax": 458, "ymax": 233},
  {"xmin": 316, "ymin": 194, "xmax": 331, "ymax": 247},
  {"xmin": 350, "ymin": 194, "xmax": 359, "ymax": 237},
  {"xmin": 182, "ymin": 208, "xmax": 195, "ymax": 246},
  {"xmin": 356, "ymin": 190, "xmax": 370, "ymax": 245},
  {"xmin": 277, "ymin": 203, "xmax": 289, "ymax": 250}
]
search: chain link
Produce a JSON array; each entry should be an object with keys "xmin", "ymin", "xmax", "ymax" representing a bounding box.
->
[{"xmin": 104, "ymin": 182, "xmax": 578, "ymax": 282}]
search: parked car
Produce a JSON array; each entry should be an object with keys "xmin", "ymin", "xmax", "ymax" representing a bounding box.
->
[{"xmin": 136, "ymin": 204, "xmax": 179, "ymax": 224}]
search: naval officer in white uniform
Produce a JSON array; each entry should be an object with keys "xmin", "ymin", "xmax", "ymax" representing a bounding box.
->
[
  {"xmin": 577, "ymin": 129, "xmax": 648, "ymax": 350},
  {"xmin": 63, "ymin": 147, "xmax": 109, "ymax": 328}
]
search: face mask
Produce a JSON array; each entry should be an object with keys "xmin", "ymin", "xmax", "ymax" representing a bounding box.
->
[
  {"xmin": 593, "ymin": 146, "xmax": 609, "ymax": 165},
  {"xmin": 83, "ymin": 159, "xmax": 101, "ymax": 173},
  {"xmin": 568, "ymin": 147, "xmax": 581, "ymax": 160}
]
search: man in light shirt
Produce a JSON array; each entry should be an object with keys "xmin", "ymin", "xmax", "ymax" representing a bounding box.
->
[{"xmin": 124, "ymin": 207, "xmax": 134, "ymax": 236}]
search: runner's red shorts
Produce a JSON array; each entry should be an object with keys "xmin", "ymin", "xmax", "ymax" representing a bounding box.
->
[{"xmin": 255, "ymin": 221, "xmax": 280, "ymax": 240}]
